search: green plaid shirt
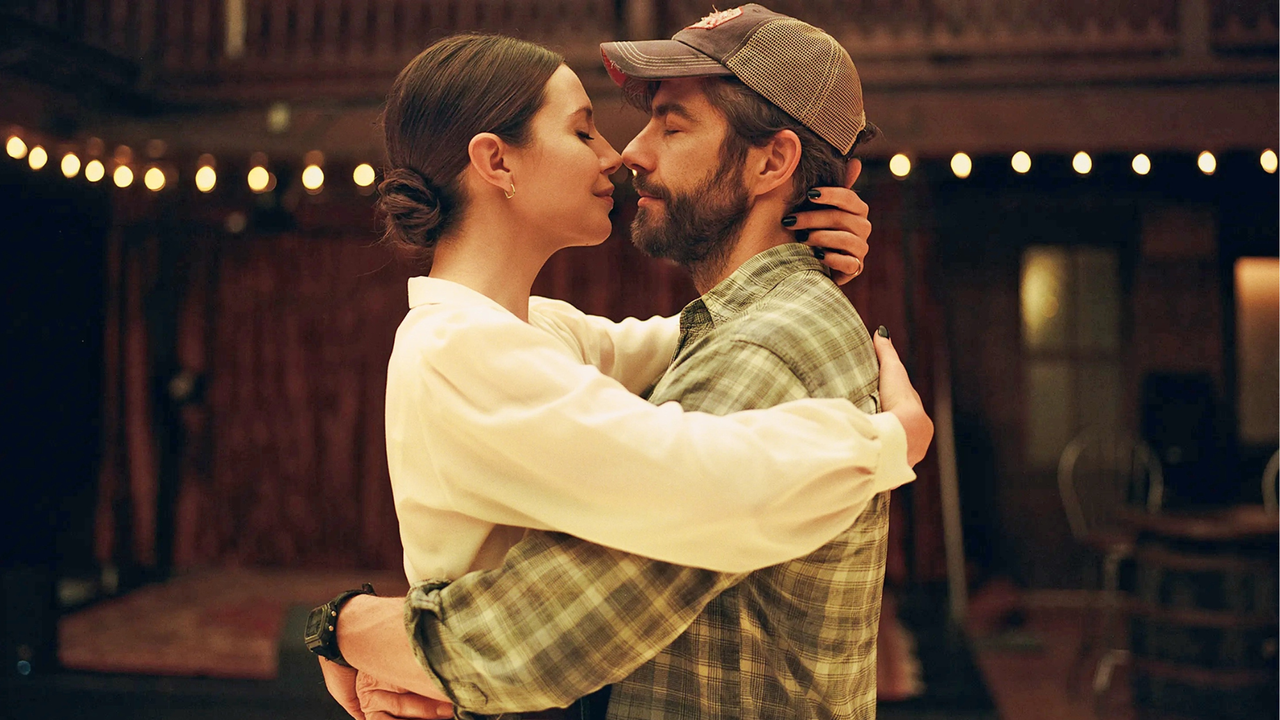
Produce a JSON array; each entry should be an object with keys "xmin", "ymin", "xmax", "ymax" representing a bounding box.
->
[{"xmin": 407, "ymin": 243, "xmax": 889, "ymax": 720}]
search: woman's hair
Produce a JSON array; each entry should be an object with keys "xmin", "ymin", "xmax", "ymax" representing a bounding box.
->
[{"xmin": 378, "ymin": 35, "xmax": 563, "ymax": 257}]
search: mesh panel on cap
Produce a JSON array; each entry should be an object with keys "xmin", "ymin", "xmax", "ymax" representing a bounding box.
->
[{"xmin": 723, "ymin": 19, "xmax": 865, "ymax": 154}]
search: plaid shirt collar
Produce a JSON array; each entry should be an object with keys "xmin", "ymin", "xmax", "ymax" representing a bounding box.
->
[{"xmin": 678, "ymin": 242, "xmax": 828, "ymax": 343}]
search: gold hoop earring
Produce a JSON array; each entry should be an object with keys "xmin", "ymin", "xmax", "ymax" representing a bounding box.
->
[{"xmin": 503, "ymin": 182, "xmax": 515, "ymax": 199}]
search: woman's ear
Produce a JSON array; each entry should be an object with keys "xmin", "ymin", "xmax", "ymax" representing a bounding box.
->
[
  {"xmin": 749, "ymin": 128, "xmax": 802, "ymax": 199},
  {"xmin": 467, "ymin": 132, "xmax": 514, "ymax": 195}
]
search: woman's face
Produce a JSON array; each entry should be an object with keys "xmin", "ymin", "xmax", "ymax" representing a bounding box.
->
[{"xmin": 506, "ymin": 65, "xmax": 623, "ymax": 250}]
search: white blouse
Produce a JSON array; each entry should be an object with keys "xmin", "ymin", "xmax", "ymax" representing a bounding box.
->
[{"xmin": 386, "ymin": 277, "xmax": 913, "ymax": 582}]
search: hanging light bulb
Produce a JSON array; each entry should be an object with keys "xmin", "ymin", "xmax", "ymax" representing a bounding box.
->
[
  {"xmin": 113, "ymin": 164, "xmax": 134, "ymax": 188},
  {"xmin": 889, "ymin": 154, "xmax": 911, "ymax": 179},
  {"xmin": 1011, "ymin": 151, "xmax": 1031, "ymax": 174},
  {"xmin": 61, "ymin": 152, "xmax": 81, "ymax": 178},
  {"xmin": 85, "ymin": 159, "xmax": 105, "ymax": 183},
  {"xmin": 950, "ymin": 152, "xmax": 972, "ymax": 179},
  {"xmin": 195, "ymin": 165, "xmax": 217, "ymax": 193},
  {"xmin": 1197, "ymin": 151, "xmax": 1216, "ymax": 176},
  {"xmin": 248, "ymin": 165, "xmax": 270, "ymax": 193},
  {"xmin": 6, "ymin": 136, "xmax": 28, "ymax": 160},
  {"xmin": 353, "ymin": 163, "xmax": 376, "ymax": 187},
  {"xmin": 302, "ymin": 164, "xmax": 324, "ymax": 193},
  {"xmin": 1072, "ymin": 151, "xmax": 1092, "ymax": 175},
  {"xmin": 28, "ymin": 146, "xmax": 48, "ymax": 170},
  {"xmin": 144, "ymin": 166, "xmax": 166, "ymax": 191},
  {"xmin": 1262, "ymin": 149, "xmax": 1277, "ymax": 174},
  {"xmin": 1132, "ymin": 153, "xmax": 1151, "ymax": 176}
]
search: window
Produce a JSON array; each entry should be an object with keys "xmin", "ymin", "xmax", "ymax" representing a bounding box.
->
[{"xmin": 1021, "ymin": 246, "xmax": 1123, "ymax": 468}]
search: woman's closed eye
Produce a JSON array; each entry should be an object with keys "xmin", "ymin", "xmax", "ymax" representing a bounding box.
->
[{"xmin": 577, "ymin": 131, "xmax": 597, "ymax": 141}]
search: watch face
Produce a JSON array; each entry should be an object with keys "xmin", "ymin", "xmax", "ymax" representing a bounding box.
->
[{"xmin": 304, "ymin": 605, "xmax": 327, "ymax": 645}]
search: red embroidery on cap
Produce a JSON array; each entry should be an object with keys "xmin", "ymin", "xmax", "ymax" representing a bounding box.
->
[
  {"xmin": 601, "ymin": 48, "xmax": 629, "ymax": 86},
  {"xmin": 686, "ymin": 7, "xmax": 743, "ymax": 30}
]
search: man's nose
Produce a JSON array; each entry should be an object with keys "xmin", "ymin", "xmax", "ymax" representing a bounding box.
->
[{"xmin": 621, "ymin": 132, "xmax": 652, "ymax": 175}]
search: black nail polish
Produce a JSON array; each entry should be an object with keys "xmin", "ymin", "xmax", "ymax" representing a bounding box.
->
[
  {"xmin": 813, "ymin": 248, "xmax": 826, "ymax": 260},
  {"xmin": 876, "ymin": 325, "xmax": 890, "ymax": 338},
  {"xmin": 781, "ymin": 215, "xmax": 797, "ymax": 228},
  {"xmin": 806, "ymin": 188, "xmax": 822, "ymax": 200}
]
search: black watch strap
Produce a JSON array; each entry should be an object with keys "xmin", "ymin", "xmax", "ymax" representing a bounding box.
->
[{"xmin": 304, "ymin": 582, "xmax": 376, "ymax": 667}]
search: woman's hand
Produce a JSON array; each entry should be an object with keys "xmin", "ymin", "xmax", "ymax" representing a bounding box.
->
[
  {"xmin": 872, "ymin": 328, "xmax": 933, "ymax": 466},
  {"xmin": 788, "ymin": 158, "xmax": 871, "ymax": 286}
]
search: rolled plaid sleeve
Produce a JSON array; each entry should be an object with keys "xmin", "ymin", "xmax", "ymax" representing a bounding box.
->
[{"xmin": 406, "ymin": 532, "xmax": 745, "ymax": 715}]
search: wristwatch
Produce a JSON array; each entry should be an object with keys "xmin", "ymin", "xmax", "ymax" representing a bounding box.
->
[{"xmin": 303, "ymin": 582, "xmax": 376, "ymax": 667}]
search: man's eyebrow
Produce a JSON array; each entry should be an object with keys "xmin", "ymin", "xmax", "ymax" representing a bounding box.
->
[{"xmin": 653, "ymin": 102, "xmax": 696, "ymax": 123}]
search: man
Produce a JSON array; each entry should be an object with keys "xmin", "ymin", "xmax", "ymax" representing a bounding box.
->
[{"xmin": 317, "ymin": 5, "xmax": 932, "ymax": 719}]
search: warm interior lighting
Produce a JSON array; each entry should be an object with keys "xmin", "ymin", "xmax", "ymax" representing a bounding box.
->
[
  {"xmin": 1020, "ymin": 247, "xmax": 1069, "ymax": 350},
  {"xmin": 302, "ymin": 164, "xmax": 324, "ymax": 192},
  {"xmin": 248, "ymin": 165, "xmax": 270, "ymax": 192},
  {"xmin": 1262, "ymin": 149, "xmax": 1277, "ymax": 174},
  {"xmin": 61, "ymin": 153, "xmax": 81, "ymax": 178},
  {"xmin": 1132, "ymin": 153, "xmax": 1151, "ymax": 175},
  {"xmin": 85, "ymin": 159, "xmax": 105, "ymax": 183},
  {"xmin": 353, "ymin": 163, "xmax": 376, "ymax": 187},
  {"xmin": 1072, "ymin": 151, "xmax": 1092, "ymax": 175},
  {"xmin": 113, "ymin": 165, "xmax": 134, "ymax": 188},
  {"xmin": 1011, "ymin": 151, "xmax": 1031, "ymax": 174},
  {"xmin": 28, "ymin": 146, "xmax": 48, "ymax": 170},
  {"xmin": 195, "ymin": 165, "xmax": 217, "ymax": 193},
  {"xmin": 6, "ymin": 136, "xmax": 27, "ymax": 159},
  {"xmin": 144, "ymin": 167, "xmax": 166, "ymax": 191},
  {"xmin": 950, "ymin": 153, "xmax": 972, "ymax": 179},
  {"xmin": 889, "ymin": 154, "xmax": 911, "ymax": 179},
  {"xmin": 1197, "ymin": 151, "xmax": 1216, "ymax": 175},
  {"xmin": 1234, "ymin": 258, "xmax": 1280, "ymax": 444}
]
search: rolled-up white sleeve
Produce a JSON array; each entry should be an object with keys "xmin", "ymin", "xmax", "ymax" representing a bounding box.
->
[{"xmin": 387, "ymin": 302, "xmax": 915, "ymax": 573}]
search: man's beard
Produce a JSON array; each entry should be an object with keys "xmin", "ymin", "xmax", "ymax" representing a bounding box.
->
[{"xmin": 630, "ymin": 155, "xmax": 750, "ymax": 283}]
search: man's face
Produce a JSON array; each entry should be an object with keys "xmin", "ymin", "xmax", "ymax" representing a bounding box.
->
[{"xmin": 622, "ymin": 78, "xmax": 750, "ymax": 268}]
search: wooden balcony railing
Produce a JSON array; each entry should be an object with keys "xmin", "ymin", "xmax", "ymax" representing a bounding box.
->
[{"xmin": 4, "ymin": 0, "xmax": 1276, "ymax": 104}]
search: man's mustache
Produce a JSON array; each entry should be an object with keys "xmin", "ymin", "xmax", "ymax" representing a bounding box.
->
[{"xmin": 631, "ymin": 173, "xmax": 671, "ymax": 203}]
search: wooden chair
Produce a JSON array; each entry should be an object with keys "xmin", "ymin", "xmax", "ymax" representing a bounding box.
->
[{"xmin": 1057, "ymin": 427, "xmax": 1164, "ymax": 711}]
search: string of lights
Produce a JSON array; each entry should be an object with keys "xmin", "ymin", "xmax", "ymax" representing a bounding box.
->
[
  {"xmin": 6, "ymin": 129, "xmax": 1278, "ymax": 192},
  {"xmin": 5, "ymin": 130, "xmax": 383, "ymax": 196},
  {"xmin": 888, "ymin": 149, "xmax": 1277, "ymax": 180}
]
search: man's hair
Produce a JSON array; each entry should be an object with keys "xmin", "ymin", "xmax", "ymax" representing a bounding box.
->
[{"xmin": 629, "ymin": 77, "xmax": 877, "ymax": 208}]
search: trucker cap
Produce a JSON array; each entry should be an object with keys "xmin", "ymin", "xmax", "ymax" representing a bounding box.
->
[{"xmin": 600, "ymin": 4, "xmax": 872, "ymax": 154}]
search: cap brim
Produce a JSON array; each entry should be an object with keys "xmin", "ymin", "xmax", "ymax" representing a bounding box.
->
[{"xmin": 600, "ymin": 40, "xmax": 732, "ymax": 87}]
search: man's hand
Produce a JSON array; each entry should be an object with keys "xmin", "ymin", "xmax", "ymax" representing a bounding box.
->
[
  {"xmin": 320, "ymin": 658, "xmax": 366, "ymax": 720},
  {"xmin": 789, "ymin": 157, "xmax": 871, "ymax": 285},
  {"xmin": 356, "ymin": 672, "xmax": 455, "ymax": 720},
  {"xmin": 873, "ymin": 329, "xmax": 933, "ymax": 466}
]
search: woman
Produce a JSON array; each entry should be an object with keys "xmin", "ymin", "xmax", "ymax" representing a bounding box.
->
[{"xmin": 321, "ymin": 33, "xmax": 931, "ymax": 714}]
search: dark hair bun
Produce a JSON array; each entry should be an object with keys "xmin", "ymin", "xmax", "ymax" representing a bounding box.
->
[{"xmin": 378, "ymin": 167, "xmax": 449, "ymax": 249}]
